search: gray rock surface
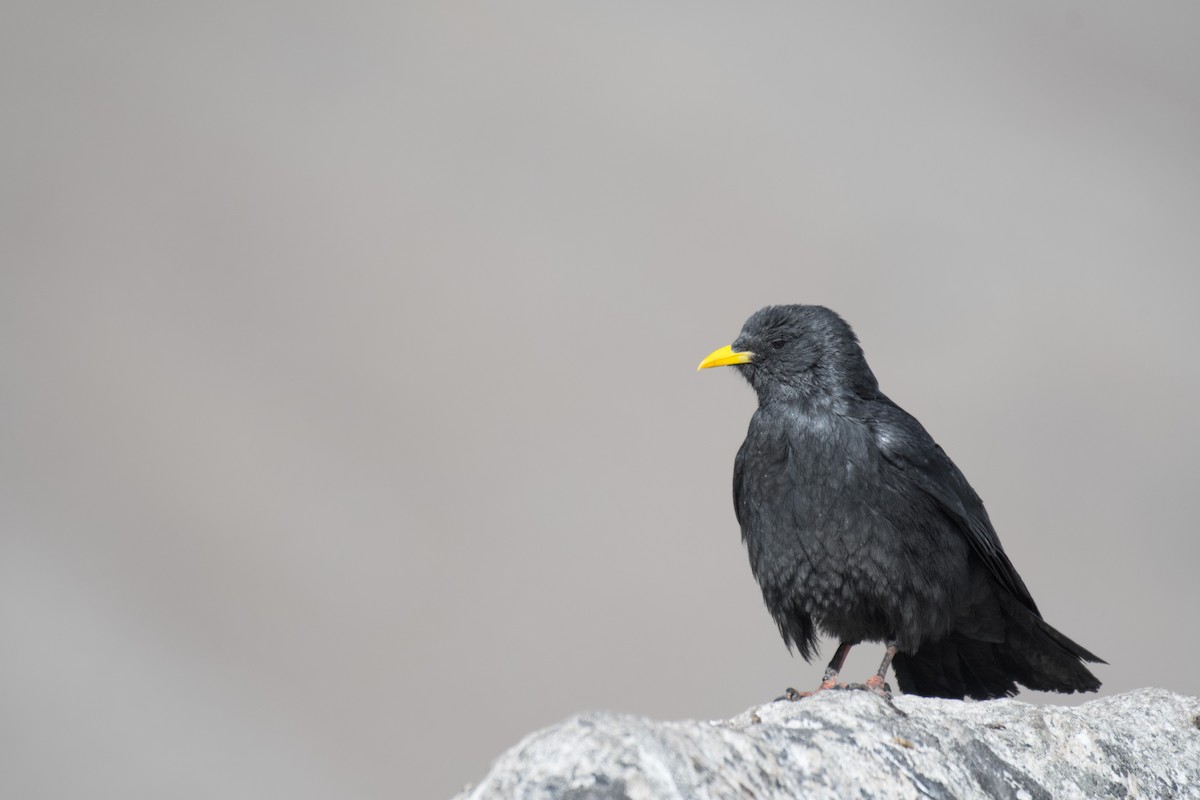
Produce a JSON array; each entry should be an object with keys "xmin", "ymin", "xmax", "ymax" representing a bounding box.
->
[{"xmin": 455, "ymin": 688, "xmax": 1200, "ymax": 799}]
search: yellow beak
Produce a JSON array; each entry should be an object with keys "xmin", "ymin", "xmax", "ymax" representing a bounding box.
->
[{"xmin": 697, "ymin": 344, "xmax": 754, "ymax": 371}]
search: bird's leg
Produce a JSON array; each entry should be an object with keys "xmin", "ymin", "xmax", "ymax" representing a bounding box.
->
[
  {"xmin": 778, "ymin": 641, "xmax": 856, "ymax": 700},
  {"xmin": 819, "ymin": 641, "xmax": 855, "ymax": 690},
  {"xmin": 863, "ymin": 641, "xmax": 899, "ymax": 699}
]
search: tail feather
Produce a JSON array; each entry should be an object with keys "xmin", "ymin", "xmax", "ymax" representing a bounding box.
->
[
  {"xmin": 992, "ymin": 591, "xmax": 1103, "ymax": 693},
  {"xmin": 893, "ymin": 591, "xmax": 1102, "ymax": 700},
  {"xmin": 893, "ymin": 636, "xmax": 1020, "ymax": 700}
]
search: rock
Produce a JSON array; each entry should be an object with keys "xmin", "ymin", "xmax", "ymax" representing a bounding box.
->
[{"xmin": 455, "ymin": 688, "xmax": 1200, "ymax": 799}]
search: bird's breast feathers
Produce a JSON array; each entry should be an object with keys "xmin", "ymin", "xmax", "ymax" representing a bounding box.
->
[{"xmin": 739, "ymin": 405, "xmax": 884, "ymax": 542}]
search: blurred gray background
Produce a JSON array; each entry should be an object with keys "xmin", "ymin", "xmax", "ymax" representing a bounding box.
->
[{"xmin": 3, "ymin": 2, "xmax": 1198, "ymax": 798}]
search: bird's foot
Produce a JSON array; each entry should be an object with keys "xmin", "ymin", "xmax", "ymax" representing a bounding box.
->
[
  {"xmin": 775, "ymin": 679, "xmax": 850, "ymax": 701},
  {"xmin": 823, "ymin": 677, "xmax": 893, "ymax": 700},
  {"xmin": 862, "ymin": 674, "xmax": 893, "ymax": 700}
]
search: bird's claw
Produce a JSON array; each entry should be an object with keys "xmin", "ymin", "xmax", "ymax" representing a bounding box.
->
[
  {"xmin": 820, "ymin": 678, "xmax": 894, "ymax": 700},
  {"xmin": 862, "ymin": 675, "xmax": 894, "ymax": 700},
  {"xmin": 775, "ymin": 679, "xmax": 853, "ymax": 702}
]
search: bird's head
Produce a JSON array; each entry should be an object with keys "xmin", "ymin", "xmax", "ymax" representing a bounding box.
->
[{"xmin": 697, "ymin": 305, "xmax": 878, "ymax": 403}]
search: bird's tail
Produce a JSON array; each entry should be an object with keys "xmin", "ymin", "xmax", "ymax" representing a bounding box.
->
[{"xmin": 893, "ymin": 592, "xmax": 1103, "ymax": 700}]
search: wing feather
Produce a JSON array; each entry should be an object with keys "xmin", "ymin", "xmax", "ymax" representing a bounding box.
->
[
  {"xmin": 866, "ymin": 396, "xmax": 1041, "ymax": 616},
  {"xmin": 732, "ymin": 440, "xmax": 747, "ymax": 529}
]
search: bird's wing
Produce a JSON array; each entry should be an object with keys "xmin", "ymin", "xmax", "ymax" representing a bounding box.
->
[
  {"xmin": 732, "ymin": 440, "xmax": 748, "ymax": 529},
  {"xmin": 866, "ymin": 397, "xmax": 1041, "ymax": 616}
]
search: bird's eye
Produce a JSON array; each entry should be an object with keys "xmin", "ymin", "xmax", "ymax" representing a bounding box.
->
[{"xmin": 771, "ymin": 339, "xmax": 786, "ymax": 350}]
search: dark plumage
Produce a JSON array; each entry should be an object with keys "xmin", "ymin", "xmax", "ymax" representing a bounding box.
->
[{"xmin": 698, "ymin": 305, "xmax": 1103, "ymax": 700}]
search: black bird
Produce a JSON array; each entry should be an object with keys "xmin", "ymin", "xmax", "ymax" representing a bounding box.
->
[{"xmin": 698, "ymin": 305, "xmax": 1103, "ymax": 700}]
